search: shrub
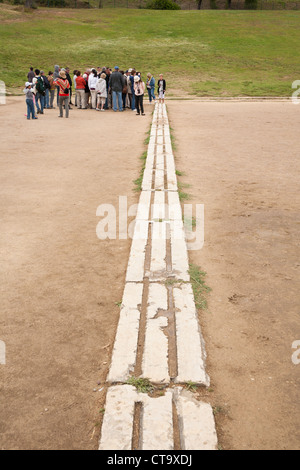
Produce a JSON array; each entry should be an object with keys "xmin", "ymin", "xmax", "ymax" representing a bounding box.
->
[
  {"xmin": 210, "ymin": 0, "xmax": 218, "ymax": 8},
  {"xmin": 244, "ymin": 0, "xmax": 258, "ymax": 9},
  {"xmin": 146, "ymin": 0, "xmax": 181, "ymax": 10}
]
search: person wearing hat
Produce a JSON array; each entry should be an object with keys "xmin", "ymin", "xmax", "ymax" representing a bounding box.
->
[
  {"xmin": 53, "ymin": 70, "xmax": 71, "ymax": 118},
  {"xmin": 23, "ymin": 82, "xmax": 37, "ymax": 120},
  {"xmin": 109, "ymin": 66, "xmax": 125, "ymax": 112},
  {"xmin": 134, "ymin": 75, "xmax": 145, "ymax": 116}
]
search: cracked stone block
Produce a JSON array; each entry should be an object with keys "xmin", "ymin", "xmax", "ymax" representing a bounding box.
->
[
  {"xmin": 99, "ymin": 386, "xmax": 217, "ymax": 451},
  {"xmin": 142, "ymin": 284, "xmax": 170, "ymax": 383},
  {"xmin": 173, "ymin": 283, "xmax": 210, "ymax": 386},
  {"xmin": 108, "ymin": 283, "xmax": 144, "ymax": 382}
]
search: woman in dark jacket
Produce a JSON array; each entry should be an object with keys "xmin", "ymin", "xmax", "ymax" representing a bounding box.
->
[{"xmin": 157, "ymin": 74, "xmax": 166, "ymax": 104}]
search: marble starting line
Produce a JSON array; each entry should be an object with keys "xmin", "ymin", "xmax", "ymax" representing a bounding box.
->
[{"xmin": 99, "ymin": 103, "xmax": 218, "ymax": 451}]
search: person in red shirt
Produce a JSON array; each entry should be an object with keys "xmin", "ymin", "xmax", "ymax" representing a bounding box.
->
[
  {"xmin": 75, "ymin": 71, "xmax": 87, "ymax": 110},
  {"xmin": 53, "ymin": 70, "xmax": 70, "ymax": 118}
]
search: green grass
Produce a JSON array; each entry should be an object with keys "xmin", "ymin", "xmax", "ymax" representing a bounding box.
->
[
  {"xmin": 126, "ymin": 376, "xmax": 154, "ymax": 393},
  {"xmin": 188, "ymin": 263, "xmax": 211, "ymax": 310},
  {"xmin": 1, "ymin": 5, "xmax": 300, "ymax": 96},
  {"xmin": 133, "ymin": 150, "xmax": 147, "ymax": 191}
]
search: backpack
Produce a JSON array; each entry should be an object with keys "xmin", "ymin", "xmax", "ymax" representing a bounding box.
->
[
  {"xmin": 36, "ymin": 76, "xmax": 45, "ymax": 95},
  {"xmin": 43, "ymin": 76, "xmax": 50, "ymax": 90}
]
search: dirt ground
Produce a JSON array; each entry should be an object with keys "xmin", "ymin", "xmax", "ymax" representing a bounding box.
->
[
  {"xmin": 1, "ymin": 97, "xmax": 299, "ymax": 450},
  {"xmin": 168, "ymin": 100, "xmax": 300, "ymax": 450},
  {"xmin": 0, "ymin": 97, "xmax": 152, "ymax": 450}
]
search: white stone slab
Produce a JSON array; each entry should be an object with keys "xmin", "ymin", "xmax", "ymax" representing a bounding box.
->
[
  {"xmin": 152, "ymin": 191, "xmax": 165, "ymax": 220},
  {"xmin": 170, "ymin": 221, "xmax": 190, "ymax": 281},
  {"xmin": 100, "ymin": 386, "xmax": 178, "ymax": 451},
  {"xmin": 136, "ymin": 191, "xmax": 151, "ymax": 220},
  {"xmin": 99, "ymin": 385, "xmax": 136, "ymax": 450},
  {"xmin": 168, "ymin": 191, "xmax": 182, "ymax": 220},
  {"xmin": 145, "ymin": 150, "xmax": 155, "ymax": 171},
  {"xmin": 126, "ymin": 238, "xmax": 147, "ymax": 282},
  {"xmin": 154, "ymin": 169, "xmax": 165, "ymax": 190},
  {"xmin": 149, "ymin": 222, "xmax": 167, "ymax": 280},
  {"xmin": 165, "ymin": 142, "xmax": 173, "ymax": 155},
  {"xmin": 174, "ymin": 388, "xmax": 217, "ymax": 450},
  {"xmin": 173, "ymin": 283, "xmax": 210, "ymax": 386},
  {"xmin": 156, "ymin": 150, "xmax": 164, "ymax": 171},
  {"xmin": 108, "ymin": 283, "xmax": 144, "ymax": 382},
  {"xmin": 142, "ymin": 283, "xmax": 170, "ymax": 383},
  {"xmin": 142, "ymin": 168, "xmax": 153, "ymax": 191},
  {"xmin": 142, "ymin": 389, "xmax": 174, "ymax": 450}
]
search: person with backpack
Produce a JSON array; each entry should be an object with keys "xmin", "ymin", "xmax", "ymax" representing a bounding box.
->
[
  {"xmin": 53, "ymin": 70, "xmax": 70, "ymax": 118},
  {"xmin": 41, "ymin": 71, "xmax": 50, "ymax": 109},
  {"xmin": 32, "ymin": 69, "xmax": 45, "ymax": 115}
]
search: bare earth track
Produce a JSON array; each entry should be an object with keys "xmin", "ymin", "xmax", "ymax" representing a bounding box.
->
[{"xmin": 0, "ymin": 98, "xmax": 299, "ymax": 450}]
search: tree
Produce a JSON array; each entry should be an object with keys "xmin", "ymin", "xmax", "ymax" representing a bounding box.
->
[
  {"xmin": 25, "ymin": 0, "xmax": 34, "ymax": 7},
  {"xmin": 197, "ymin": 0, "xmax": 203, "ymax": 8}
]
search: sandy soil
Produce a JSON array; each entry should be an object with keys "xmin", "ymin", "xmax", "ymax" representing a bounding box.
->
[
  {"xmin": 0, "ymin": 97, "xmax": 152, "ymax": 450},
  {"xmin": 168, "ymin": 100, "xmax": 300, "ymax": 450}
]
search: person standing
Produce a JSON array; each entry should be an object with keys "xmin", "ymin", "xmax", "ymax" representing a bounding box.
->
[
  {"xmin": 88, "ymin": 69, "xmax": 98, "ymax": 110},
  {"xmin": 129, "ymin": 69, "xmax": 136, "ymax": 111},
  {"xmin": 75, "ymin": 71, "xmax": 86, "ymax": 109},
  {"xmin": 134, "ymin": 75, "xmax": 145, "ymax": 116},
  {"xmin": 120, "ymin": 70, "xmax": 128, "ymax": 110},
  {"xmin": 73, "ymin": 70, "xmax": 78, "ymax": 106},
  {"xmin": 23, "ymin": 82, "xmax": 37, "ymax": 120},
  {"xmin": 95, "ymin": 73, "xmax": 108, "ymax": 111},
  {"xmin": 53, "ymin": 65, "xmax": 60, "ymax": 106},
  {"xmin": 146, "ymin": 73, "xmax": 156, "ymax": 103},
  {"xmin": 109, "ymin": 66, "xmax": 124, "ymax": 112},
  {"xmin": 33, "ymin": 69, "xmax": 45, "ymax": 115},
  {"xmin": 27, "ymin": 67, "xmax": 35, "ymax": 83},
  {"xmin": 83, "ymin": 73, "xmax": 90, "ymax": 109},
  {"xmin": 65, "ymin": 67, "xmax": 73, "ymax": 108},
  {"xmin": 53, "ymin": 70, "xmax": 70, "ymax": 118},
  {"xmin": 105, "ymin": 68, "xmax": 111, "ymax": 109},
  {"xmin": 41, "ymin": 71, "xmax": 50, "ymax": 109},
  {"xmin": 48, "ymin": 71, "xmax": 56, "ymax": 109},
  {"xmin": 158, "ymin": 74, "xmax": 166, "ymax": 104}
]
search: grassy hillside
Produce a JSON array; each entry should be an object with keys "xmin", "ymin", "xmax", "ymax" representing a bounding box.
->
[{"xmin": 1, "ymin": 4, "xmax": 300, "ymax": 96}]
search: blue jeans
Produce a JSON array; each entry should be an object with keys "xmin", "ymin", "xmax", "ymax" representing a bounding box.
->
[
  {"xmin": 35, "ymin": 92, "xmax": 45, "ymax": 113},
  {"xmin": 147, "ymin": 87, "xmax": 156, "ymax": 102},
  {"xmin": 112, "ymin": 91, "xmax": 123, "ymax": 111},
  {"xmin": 26, "ymin": 99, "xmax": 35, "ymax": 119},
  {"xmin": 45, "ymin": 88, "xmax": 50, "ymax": 108},
  {"xmin": 131, "ymin": 92, "xmax": 135, "ymax": 110}
]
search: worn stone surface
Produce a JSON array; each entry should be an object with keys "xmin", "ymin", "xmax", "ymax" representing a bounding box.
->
[
  {"xmin": 126, "ymin": 236, "xmax": 148, "ymax": 282},
  {"xmin": 99, "ymin": 386, "xmax": 217, "ymax": 451},
  {"xmin": 170, "ymin": 221, "xmax": 190, "ymax": 281},
  {"xmin": 173, "ymin": 284, "xmax": 210, "ymax": 386},
  {"xmin": 99, "ymin": 103, "xmax": 217, "ymax": 451},
  {"xmin": 174, "ymin": 388, "xmax": 218, "ymax": 451},
  {"xmin": 142, "ymin": 283, "xmax": 170, "ymax": 383},
  {"xmin": 108, "ymin": 283, "xmax": 143, "ymax": 382}
]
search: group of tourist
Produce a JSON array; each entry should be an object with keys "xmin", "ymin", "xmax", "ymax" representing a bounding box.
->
[{"xmin": 24, "ymin": 65, "xmax": 167, "ymax": 120}]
